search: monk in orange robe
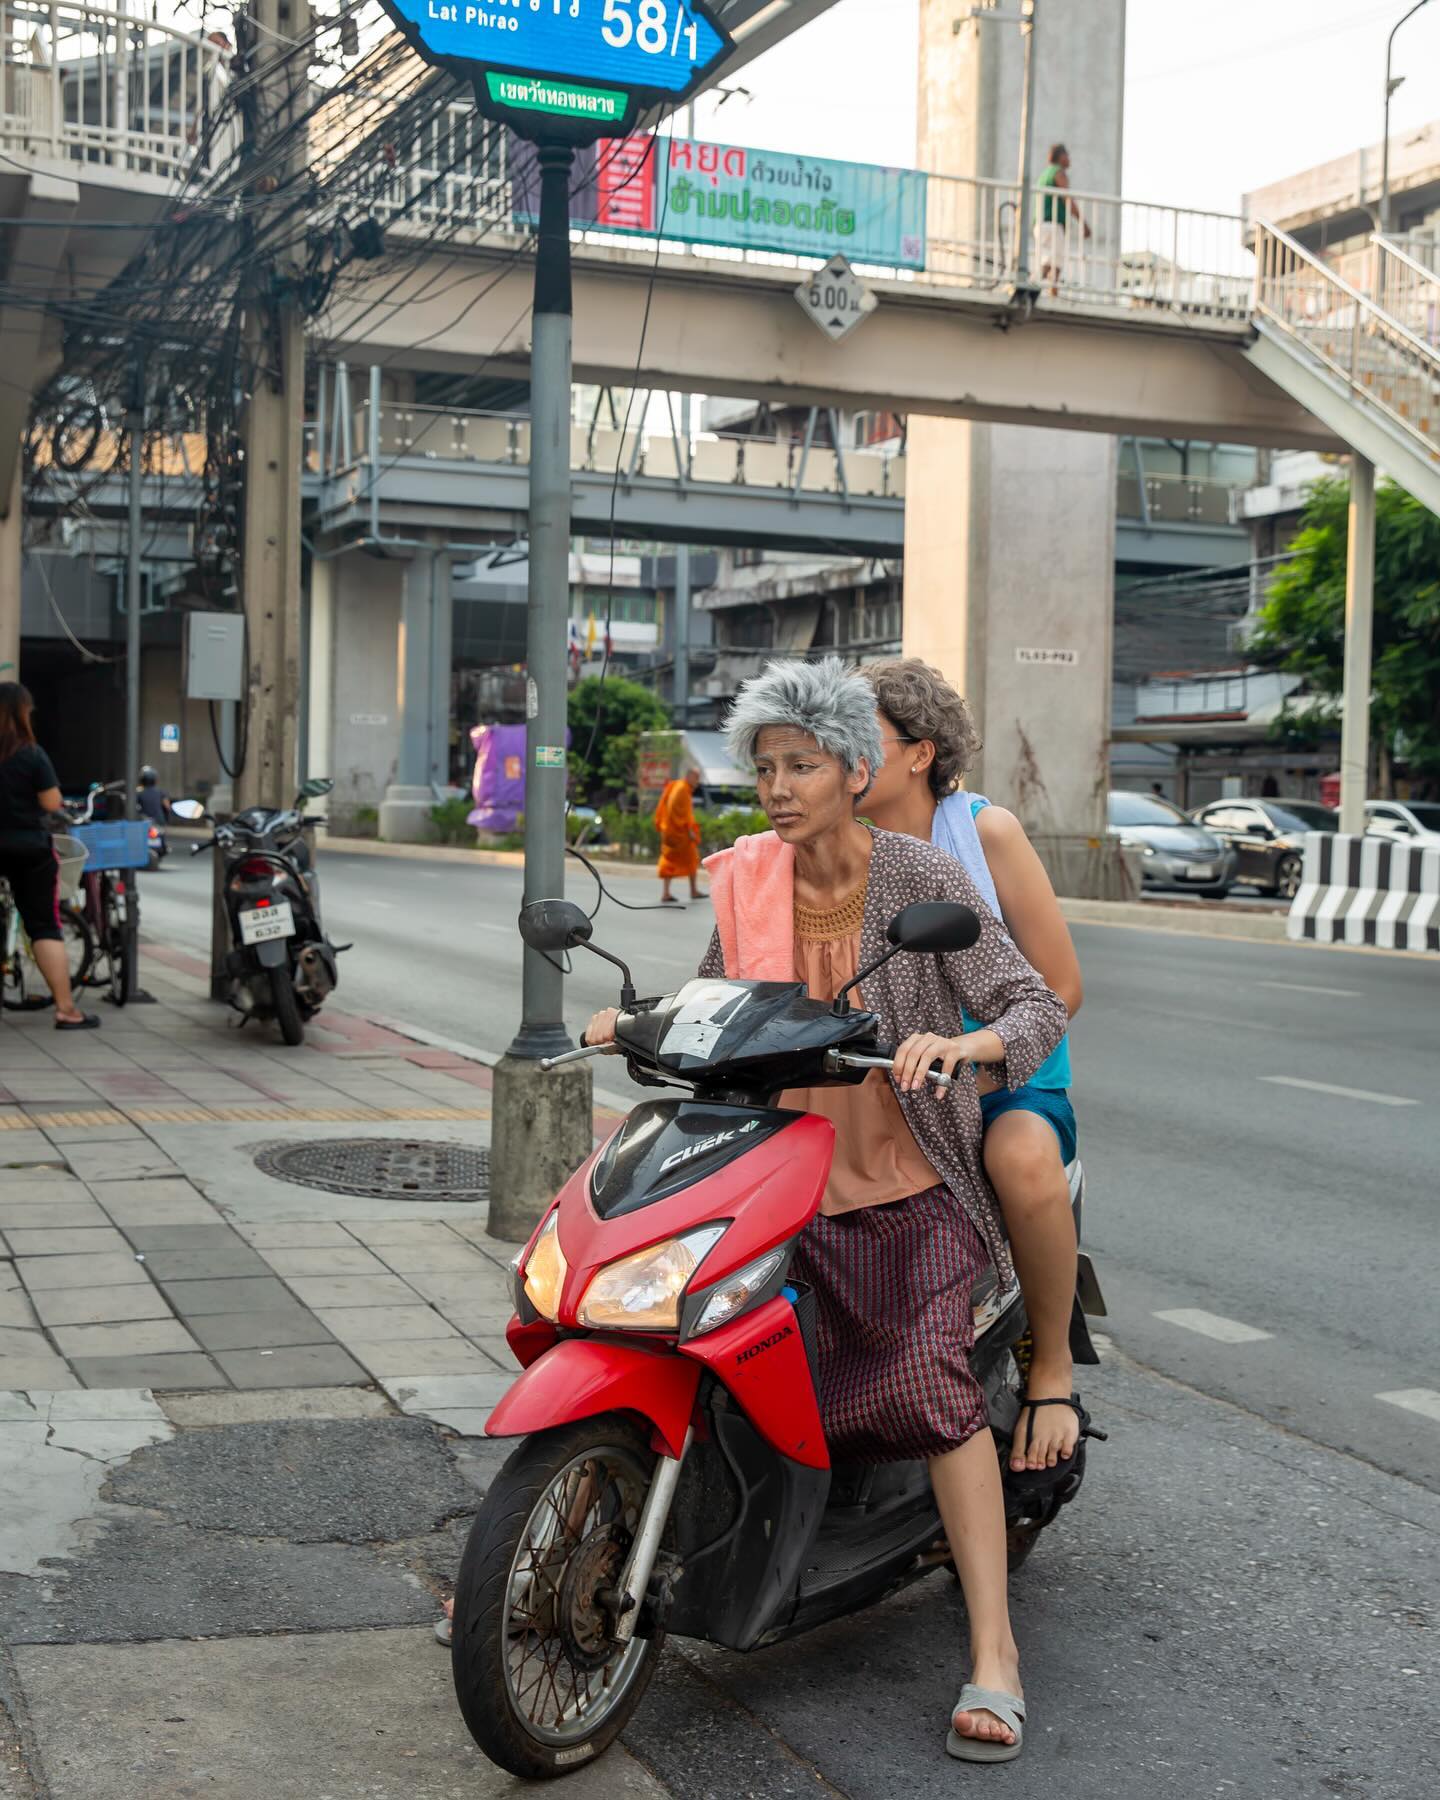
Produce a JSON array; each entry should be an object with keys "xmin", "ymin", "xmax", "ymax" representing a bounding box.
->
[{"xmin": 654, "ymin": 768, "xmax": 703, "ymax": 903}]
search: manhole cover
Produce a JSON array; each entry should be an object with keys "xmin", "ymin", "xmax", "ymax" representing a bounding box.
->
[{"xmin": 254, "ymin": 1138, "xmax": 489, "ymax": 1202}]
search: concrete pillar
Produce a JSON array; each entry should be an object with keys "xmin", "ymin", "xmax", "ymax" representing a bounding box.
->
[
  {"xmin": 379, "ymin": 549, "xmax": 437, "ymax": 841},
  {"xmin": 307, "ymin": 554, "xmax": 336, "ymax": 785},
  {"xmin": 907, "ymin": 0, "xmax": 1130, "ymax": 898},
  {"xmin": 0, "ymin": 459, "xmax": 20, "ymax": 680}
]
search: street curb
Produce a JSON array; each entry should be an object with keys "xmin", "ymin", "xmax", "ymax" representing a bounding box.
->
[
  {"xmin": 1060, "ymin": 897, "xmax": 1291, "ymax": 943},
  {"xmin": 303, "ymin": 834, "xmax": 669, "ymax": 883}
]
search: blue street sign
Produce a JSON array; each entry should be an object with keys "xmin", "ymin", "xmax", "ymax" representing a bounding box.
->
[{"xmin": 380, "ymin": 1, "xmax": 733, "ymax": 138}]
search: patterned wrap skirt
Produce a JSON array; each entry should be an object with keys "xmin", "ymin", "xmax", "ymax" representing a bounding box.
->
[{"xmin": 790, "ymin": 1184, "xmax": 989, "ymax": 1464}]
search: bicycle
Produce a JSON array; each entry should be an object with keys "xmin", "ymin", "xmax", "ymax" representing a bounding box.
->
[
  {"xmin": 68, "ymin": 783, "xmax": 147, "ymax": 1007},
  {"xmin": 0, "ymin": 837, "xmax": 96, "ymax": 1012}
]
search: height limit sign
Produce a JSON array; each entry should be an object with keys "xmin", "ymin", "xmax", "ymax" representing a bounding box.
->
[{"xmin": 795, "ymin": 257, "xmax": 877, "ymax": 343}]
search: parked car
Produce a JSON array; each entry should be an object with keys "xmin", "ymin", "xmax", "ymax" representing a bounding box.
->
[
  {"xmin": 1364, "ymin": 800, "xmax": 1440, "ymax": 846},
  {"xmin": 1190, "ymin": 798, "xmax": 1337, "ymax": 899},
  {"xmin": 1108, "ymin": 790, "xmax": 1236, "ymax": 898}
]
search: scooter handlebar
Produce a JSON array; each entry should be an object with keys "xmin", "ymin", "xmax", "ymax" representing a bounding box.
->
[{"xmin": 540, "ymin": 1042, "xmax": 620, "ymax": 1072}]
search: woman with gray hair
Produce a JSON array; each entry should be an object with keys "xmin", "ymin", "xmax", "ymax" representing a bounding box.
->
[{"xmin": 587, "ymin": 657, "xmax": 1068, "ymax": 1763}]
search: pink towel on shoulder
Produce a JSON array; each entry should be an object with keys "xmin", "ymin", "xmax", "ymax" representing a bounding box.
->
[{"xmin": 703, "ymin": 831, "xmax": 795, "ymax": 980}]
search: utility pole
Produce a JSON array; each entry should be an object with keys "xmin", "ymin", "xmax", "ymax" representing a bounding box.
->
[
  {"xmin": 488, "ymin": 144, "xmax": 594, "ymax": 1243},
  {"xmin": 234, "ymin": 0, "xmax": 309, "ymax": 815},
  {"xmin": 673, "ymin": 394, "xmax": 692, "ymax": 730},
  {"xmin": 124, "ymin": 349, "xmax": 144, "ymax": 820},
  {"xmin": 1340, "ymin": 455, "xmax": 1377, "ymax": 837}
]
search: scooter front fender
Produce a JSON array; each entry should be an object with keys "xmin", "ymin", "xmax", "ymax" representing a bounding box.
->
[{"xmin": 484, "ymin": 1337, "xmax": 700, "ymax": 1460}]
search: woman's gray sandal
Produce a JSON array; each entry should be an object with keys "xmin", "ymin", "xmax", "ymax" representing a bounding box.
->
[{"xmin": 946, "ymin": 1685, "xmax": 1025, "ymax": 1763}]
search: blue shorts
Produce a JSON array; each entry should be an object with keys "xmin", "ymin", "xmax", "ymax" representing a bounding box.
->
[{"xmin": 980, "ymin": 1085, "xmax": 1077, "ymax": 1166}]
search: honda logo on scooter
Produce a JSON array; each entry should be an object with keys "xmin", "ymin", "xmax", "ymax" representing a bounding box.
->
[{"xmin": 736, "ymin": 1325, "xmax": 794, "ymax": 1365}]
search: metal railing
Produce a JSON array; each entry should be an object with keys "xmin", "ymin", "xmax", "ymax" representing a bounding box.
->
[
  {"xmin": 1, "ymin": 0, "xmax": 229, "ymax": 179},
  {"xmin": 923, "ymin": 174, "xmax": 1252, "ymax": 319},
  {"xmin": 306, "ymin": 365, "xmax": 905, "ymax": 502},
  {"xmin": 1371, "ymin": 233, "xmax": 1440, "ymax": 351},
  {"xmin": 1253, "ymin": 220, "xmax": 1440, "ymax": 464}
]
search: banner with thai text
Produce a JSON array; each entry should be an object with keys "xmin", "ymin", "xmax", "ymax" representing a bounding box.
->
[{"xmin": 658, "ymin": 139, "xmax": 927, "ymax": 270}]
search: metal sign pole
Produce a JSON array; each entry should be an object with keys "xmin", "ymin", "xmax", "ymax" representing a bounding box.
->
[
  {"xmin": 488, "ymin": 143, "xmax": 596, "ymax": 1241},
  {"xmin": 124, "ymin": 351, "xmax": 144, "ymax": 822}
]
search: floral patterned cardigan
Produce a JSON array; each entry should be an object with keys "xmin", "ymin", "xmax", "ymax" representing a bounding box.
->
[{"xmin": 699, "ymin": 827, "xmax": 1069, "ymax": 1284}]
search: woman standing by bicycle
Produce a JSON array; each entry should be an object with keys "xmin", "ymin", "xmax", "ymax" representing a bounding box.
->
[{"xmin": 0, "ymin": 683, "xmax": 98, "ymax": 1029}]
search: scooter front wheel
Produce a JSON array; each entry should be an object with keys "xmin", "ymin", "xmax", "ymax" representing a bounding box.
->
[{"xmin": 451, "ymin": 1415, "xmax": 665, "ymax": 1780}]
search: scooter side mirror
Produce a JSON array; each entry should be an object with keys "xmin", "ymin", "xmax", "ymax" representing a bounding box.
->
[
  {"xmin": 518, "ymin": 899, "xmax": 594, "ymax": 953},
  {"xmin": 832, "ymin": 902, "xmax": 982, "ymax": 1015},
  {"xmin": 886, "ymin": 902, "xmax": 982, "ymax": 955},
  {"xmin": 298, "ymin": 777, "xmax": 334, "ymax": 802},
  {"xmin": 171, "ymin": 799, "xmax": 207, "ymax": 822}
]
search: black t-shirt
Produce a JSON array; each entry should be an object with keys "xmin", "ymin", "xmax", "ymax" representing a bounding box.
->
[
  {"xmin": 137, "ymin": 786, "xmax": 169, "ymax": 825},
  {"xmin": 0, "ymin": 744, "xmax": 60, "ymax": 852}
]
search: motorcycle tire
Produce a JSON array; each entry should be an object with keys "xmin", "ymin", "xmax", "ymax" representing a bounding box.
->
[
  {"xmin": 105, "ymin": 901, "xmax": 131, "ymax": 1008},
  {"xmin": 451, "ymin": 1415, "xmax": 667, "ymax": 1781},
  {"xmin": 268, "ymin": 966, "xmax": 305, "ymax": 1046}
]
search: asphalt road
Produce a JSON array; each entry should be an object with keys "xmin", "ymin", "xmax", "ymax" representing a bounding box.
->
[{"xmin": 136, "ymin": 845, "xmax": 1440, "ymax": 1495}]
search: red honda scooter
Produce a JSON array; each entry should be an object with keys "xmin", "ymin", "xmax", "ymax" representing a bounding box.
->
[{"xmin": 451, "ymin": 898, "xmax": 1106, "ymax": 1780}]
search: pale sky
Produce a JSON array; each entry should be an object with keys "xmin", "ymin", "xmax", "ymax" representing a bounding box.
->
[{"xmin": 687, "ymin": 0, "xmax": 1440, "ymax": 216}]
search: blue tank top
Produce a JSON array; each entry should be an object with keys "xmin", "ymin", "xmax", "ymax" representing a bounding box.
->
[{"xmin": 932, "ymin": 791, "xmax": 1073, "ymax": 1092}]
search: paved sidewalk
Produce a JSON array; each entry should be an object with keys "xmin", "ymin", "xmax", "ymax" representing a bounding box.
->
[{"xmin": 0, "ymin": 944, "xmax": 622, "ymax": 1398}]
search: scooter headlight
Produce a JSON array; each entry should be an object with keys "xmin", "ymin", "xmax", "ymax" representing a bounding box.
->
[
  {"xmin": 521, "ymin": 1212, "xmax": 568, "ymax": 1322},
  {"xmin": 577, "ymin": 1226, "xmax": 726, "ymax": 1332}
]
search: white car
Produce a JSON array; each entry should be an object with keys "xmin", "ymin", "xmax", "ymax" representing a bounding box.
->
[{"xmin": 1364, "ymin": 800, "xmax": 1440, "ymax": 846}]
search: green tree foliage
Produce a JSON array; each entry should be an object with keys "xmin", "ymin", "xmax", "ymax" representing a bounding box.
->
[
  {"xmin": 566, "ymin": 676, "xmax": 670, "ymax": 800},
  {"xmin": 1249, "ymin": 476, "xmax": 1440, "ymax": 783}
]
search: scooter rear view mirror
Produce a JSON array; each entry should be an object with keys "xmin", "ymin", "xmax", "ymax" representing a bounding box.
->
[
  {"xmin": 518, "ymin": 899, "xmax": 594, "ymax": 953},
  {"xmin": 886, "ymin": 902, "xmax": 982, "ymax": 954},
  {"xmin": 832, "ymin": 902, "xmax": 982, "ymax": 1015},
  {"xmin": 171, "ymin": 799, "xmax": 207, "ymax": 822},
  {"xmin": 518, "ymin": 900, "xmax": 637, "ymax": 1009}
]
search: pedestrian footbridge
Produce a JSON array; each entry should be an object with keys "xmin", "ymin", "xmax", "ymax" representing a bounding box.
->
[{"xmin": 329, "ymin": 155, "xmax": 1440, "ymax": 518}]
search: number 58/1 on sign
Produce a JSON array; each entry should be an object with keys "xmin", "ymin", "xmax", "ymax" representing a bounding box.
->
[{"xmin": 601, "ymin": 0, "xmax": 702, "ymax": 60}]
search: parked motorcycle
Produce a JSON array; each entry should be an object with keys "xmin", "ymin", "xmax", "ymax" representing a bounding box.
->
[
  {"xmin": 450, "ymin": 897, "xmax": 1107, "ymax": 1780},
  {"xmin": 174, "ymin": 778, "xmax": 340, "ymax": 1046}
]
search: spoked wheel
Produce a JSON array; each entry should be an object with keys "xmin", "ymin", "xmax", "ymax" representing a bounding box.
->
[
  {"xmin": 8, "ymin": 910, "xmax": 97, "ymax": 1010},
  {"xmin": 1275, "ymin": 854, "xmax": 1303, "ymax": 901},
  {"xmin": 104, "ymin": 883, "xmax": 136, "ymax": 1006},
  {"xmin": 451, "ymin": 1416, "xmax": 665, "ymax": 1780}
]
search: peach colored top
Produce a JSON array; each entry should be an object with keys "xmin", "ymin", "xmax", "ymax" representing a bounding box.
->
[{"xmin": 780, "ymin": 886, "xmax": 940, "ymax": 1217}]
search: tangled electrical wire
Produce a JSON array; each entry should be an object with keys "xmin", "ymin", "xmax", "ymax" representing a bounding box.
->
[{"xmin": 15, "ymin": 3, "xmax": 528, "ymax": 604}]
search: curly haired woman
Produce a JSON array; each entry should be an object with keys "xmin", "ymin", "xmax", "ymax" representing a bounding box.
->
[{"xmin": 861, "ymin": 659, "xmax": 1084, "ymax": 1480}]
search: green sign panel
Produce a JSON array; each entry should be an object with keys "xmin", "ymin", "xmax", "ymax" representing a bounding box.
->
[{"xmin": 484, "ymin": 71, "xmax": 628, "ymax": 126}]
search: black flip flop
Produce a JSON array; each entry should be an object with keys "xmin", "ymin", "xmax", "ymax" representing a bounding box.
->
[
  {"xmin": 55, "ymin": 1014, "xmax": 101, "ymax": 1032},
  {"xmin": 1005, "ymin": 1394, "xmax": 1105, "ymax": 1495}
]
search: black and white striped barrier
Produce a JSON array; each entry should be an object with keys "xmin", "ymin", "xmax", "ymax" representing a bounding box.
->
[{"xmin": 1288, "ymin": 833, "xmax": 1440, "ymax": 952}]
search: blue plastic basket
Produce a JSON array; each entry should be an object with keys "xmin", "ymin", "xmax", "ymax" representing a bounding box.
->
[{"xmin": 69, "ymin": 821, "xmax": 153, "ymax": 871}]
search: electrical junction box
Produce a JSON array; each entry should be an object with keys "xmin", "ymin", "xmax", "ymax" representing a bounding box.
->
[{"xmin": 185, "ymin": 612, "xmax": 245, "ymax": 703}]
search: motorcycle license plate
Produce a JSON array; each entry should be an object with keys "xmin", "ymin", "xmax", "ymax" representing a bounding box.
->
[{"xmin": 238, "ymin": 902, "xmax": 295, "ymax": 945}]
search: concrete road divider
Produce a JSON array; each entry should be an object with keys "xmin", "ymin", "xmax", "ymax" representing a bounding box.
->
[{"xmin": 1289, "ymin": 832, "xmax": 1440, "ymax": 952}]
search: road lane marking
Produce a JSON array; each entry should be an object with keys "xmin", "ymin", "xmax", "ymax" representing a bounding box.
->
[
  {"xmin": 1260, "ymin": 1076, "xmax": 1417, "ymax": 1107},
  {"xmin": 1377, "ymin": 1389, "xmax": 1440, "ymax": 1424},
  {"xmin": 1153, "ymin": 1309, "xmax": 1274, "ymax": 1344},
  {"xmin": 1258, "ymin": 980, "xmax": 1361, "ymax": 999}
]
